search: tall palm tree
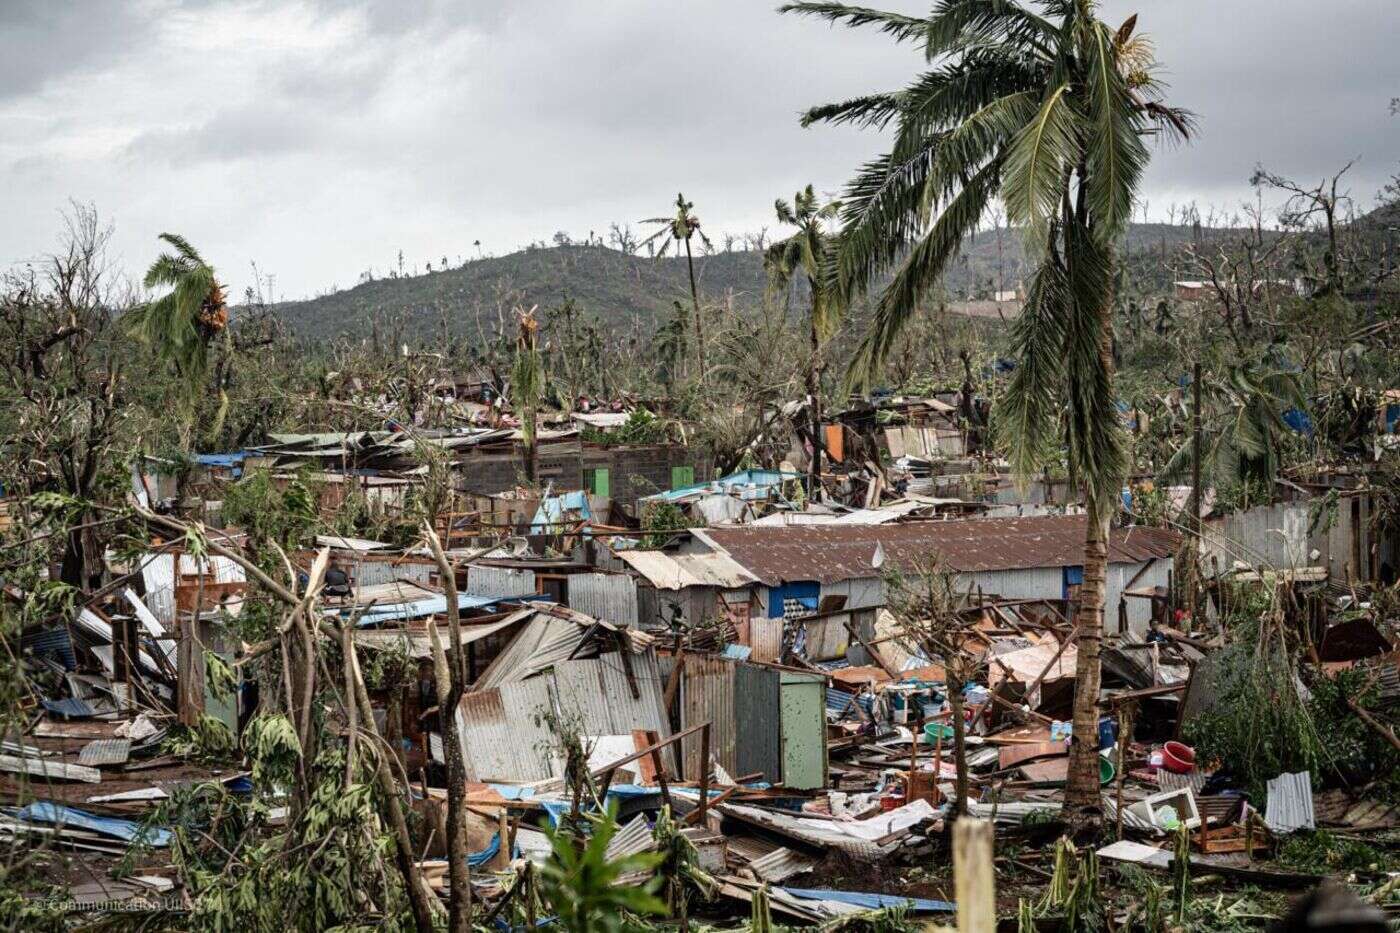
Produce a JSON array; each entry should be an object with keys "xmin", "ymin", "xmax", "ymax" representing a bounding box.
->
[
  {"xmin": 785, "ymin": 0, "xmax": 1190, "ymax": 820},
  {"xmin": 128, "ymin": 233, "xmax": 227, "ymax": 395},
  {"xmin": 642, "ymin": 194, "xmax": 711, "ymax": 381},
  {"xmin": 766, "ymin": 185, "xmax": 844, "ymax": 494},
  {"xmin": 512, "ymin": 306, "xmax": 544, "ymax": 484}
]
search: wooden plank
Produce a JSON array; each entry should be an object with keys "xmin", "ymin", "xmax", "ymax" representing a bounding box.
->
[{"xmin": 954, "ymin": 818, "xmax": 995, "ymax": 933}]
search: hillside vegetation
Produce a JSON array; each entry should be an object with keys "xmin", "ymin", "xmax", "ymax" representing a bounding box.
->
[{"xmin": 271, "ymin": 222, "xmax": 1218, "ymax": 340}]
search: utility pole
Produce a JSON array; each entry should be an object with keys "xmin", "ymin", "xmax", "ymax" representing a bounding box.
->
[{"xmin": 1187, "ymin": 361, "xmax": 1203, "ymax": 629}]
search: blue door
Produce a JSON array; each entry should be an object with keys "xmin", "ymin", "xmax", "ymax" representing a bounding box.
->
[{"xmin": 1062, "ymin": 566, "xmax": 1084, "ymax": 600}]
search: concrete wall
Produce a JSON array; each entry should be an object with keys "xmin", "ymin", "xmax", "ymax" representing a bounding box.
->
[{"xmin": 453, "ymin": 439, "xmax": 709, "ymax": 508}]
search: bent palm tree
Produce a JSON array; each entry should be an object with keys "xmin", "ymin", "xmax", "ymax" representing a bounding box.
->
[
  {"xmin": 642, "ymin": 194, "xmax": 711, "ymax": 382},
  {"xmin": 785, "ymin": 0, "xmax": 1190, "ymax": 819},
  {"xmin": 766, "ymin": 185, "xmax": 844, "ymax": 494},
  {"xmin": 128, "ymin": 233, "xmax": 227, "ymax": 394}
]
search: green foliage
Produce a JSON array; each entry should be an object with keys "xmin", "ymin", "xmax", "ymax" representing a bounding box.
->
[
  {"xmin": 537, "ymin": 801, "xmax": 667, "ymax": 932},
  {"xmin": 164, "ymin": 714, "xmax": 237, "ymax": 762},
  {"xmin": 1306, "ymin": 668, "xmax": 1400, "ymax": 798},
  {"xmin": 220, "ymin": 467, "xmax": 321, "ymax": 553},
  {"xmin": 1182, "ymin": 603, "xmax": 1324, "ymax": 799},
  {"xmin": 127, "ymin": 232, "xmax": 224, "ymax": 395},
  {"xmin": 242, "ymin": 713, "xmax": 303, "ymax": 788},
  {"xmin": 1033, "ymin": 837, "xmax": 1103, "ymax": 931},
  {"xmin": 640, "ymin": 500, "xmax": 695, "ymax": 548},
  {"xmin": 1277, "ymin": 830, "xmax": 1394, "ymax": 875}
]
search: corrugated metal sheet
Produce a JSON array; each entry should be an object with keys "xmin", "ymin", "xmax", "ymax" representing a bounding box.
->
[
  {"xmin": 352, "ymin": 558, "xmax": 432, "ymax": 588},
  {"xmin": 465, "ymin": 564, "xmax": 538, "ymax": 598},
  {"xmin": 459, "ymin": 651, "xmax": 674, "ymax": 782},
  {"xmin": 1265, "ymin": 771, "xmax": 1315, "ymax": 833},
  {"xmin": 749, "ymin": 618, "xmax": 783, "ymax": 664},
  {"xmin": 617, "ymin": 551, "xmax": 757, "ymax": 590},
  {"xmin": 139, "ymin": 553, "xmax": 246, "ymax": 624},
  {"xmin": 552, "ymin": 654, "xmax": 670, "ymax": 744},
  {"xmin": 699, "ymin": 516, "xmax": 1181, "ymax": 584},
  {"xmin": 457, "ymin": 680, "xmax": 558, "ymax": 782},
  {"xmin": 568, "ymin": 573, "xmax": 639, "ymax": 628},
  {"xmin": 78, "ymin": 739, "xmax": 131, "ymax": 767},
  {"xmin": 680, "ymin": 655, "xmax": 736, "ymax": 779},
  {"xmin": 734, "ymin": 662, "xmax": 782, "ymax": 783},
  {"xmin": 748, "ymin": 847, "xmax": 818, "ymax": 883}
]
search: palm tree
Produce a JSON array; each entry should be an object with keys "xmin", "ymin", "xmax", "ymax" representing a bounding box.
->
[
  {"xmin": 766, "ymin": 185, "xmax": 844, "ymax": 495},
  {"xmin": 642, "ymin": 194, "xmax": 711, "ymax": 381},
  {"xmin": 512, "ymin": 306, "xmax": 544, "ymax": 484},
  {"xmin": 128, "ymin": 233, "xmax": 227, "ymax": 395},
  {"xmin": 1161, "ymin": 355, "xmax": 1307, "ymax": 496},
  {"xmin": 785, "ymin": 0, "xmax": 1191, "ymax": 820}
]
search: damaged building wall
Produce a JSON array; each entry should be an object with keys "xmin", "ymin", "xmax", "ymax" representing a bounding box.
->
[{"xmin": 1203, "ymin": 503, "xmax": 1311, "ymax": 575}]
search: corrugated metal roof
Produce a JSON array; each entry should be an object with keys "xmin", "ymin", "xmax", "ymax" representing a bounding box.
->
[
  {"xmin": 568, "ymin": 573, "xmax": 639, "ymax": 628},
  {"xmin": 617, "ymin": 551, "xmax": 758, "ymax": 590},
  {"xmin": 699, "ymin": 516, "xmax": 1180, "ymax": 584},
  {"xmin": 465, "ymin": 565, "xmax": 538, "ymax": 598}
]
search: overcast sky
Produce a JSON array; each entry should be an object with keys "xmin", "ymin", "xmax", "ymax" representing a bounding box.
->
[{"xmin": 3, "ymin": 1, "xmax": 1397, "ymax": 300}]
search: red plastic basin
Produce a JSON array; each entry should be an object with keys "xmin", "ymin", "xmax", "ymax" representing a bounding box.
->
[{"xmin": 1161, "ymin": 741, "xmax": 1196, "ymax": 774}]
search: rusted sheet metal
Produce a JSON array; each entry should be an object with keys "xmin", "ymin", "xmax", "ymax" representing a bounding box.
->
[
  {"xmin": 456, "ymin": 681, "xmax": 557, "ymax": 783},
  {"xmin": 701, "ymin": 516, "xmax": 1181, "ymax": 584},
  {"xmin": 465, "ymin": 564, "xmax": 537, "ymax": 598},
  {"xmin": 567, "ymin": 573, "xmax": 639, "ymax": 628},
  {"xmin": 748, "ymin": 618, "xmax": 783, "ymax": 664},
  {"xmin": 679, "ymin": 655, "xmax": 737, "ymax": 780}
]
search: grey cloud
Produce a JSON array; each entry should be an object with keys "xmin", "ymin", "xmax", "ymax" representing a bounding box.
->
[{"xmin": 0, "ymin": 0, "xmax": 1397, "ymax": 300}]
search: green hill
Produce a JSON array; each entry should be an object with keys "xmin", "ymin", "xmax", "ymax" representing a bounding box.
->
[{"xmin": 269, "ymin": 223, "xmax": 1223, "ymax": 340}]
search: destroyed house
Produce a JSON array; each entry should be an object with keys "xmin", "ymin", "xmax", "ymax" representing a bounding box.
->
[{"xmin": 683, "ymin": 515, "xmax": 1180, "ymax": 634}]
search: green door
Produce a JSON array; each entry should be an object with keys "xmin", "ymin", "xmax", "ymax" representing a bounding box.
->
[
  {"xmin": 670, "ymin": 465, "xmax": 695, "ymax": 490},
  {"xmin": 779, "ymin": 673, "xmax": 827, "ymax": 790}
]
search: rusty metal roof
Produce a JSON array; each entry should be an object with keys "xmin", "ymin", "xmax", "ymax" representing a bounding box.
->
[{"xmin": 699, "ymin": 516, "xmax": 1180, "ymax": 584}]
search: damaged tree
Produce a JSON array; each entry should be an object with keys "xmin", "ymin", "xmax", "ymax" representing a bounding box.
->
[{"xmin": 766, "ymin": 184, "xmax": 845, "ymax": 498}]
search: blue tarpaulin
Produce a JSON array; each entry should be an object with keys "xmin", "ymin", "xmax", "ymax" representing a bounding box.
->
[
  {"xmin": 16, "ymin": 802, "xmax": 170, "ymax": 847},
  {"xmin": 195, "ymin": 452, "xmax": 247, "ymax": 478},
  {"xmin": 1283, "ymin": 407, "xmax": 1313, "ymax": 436},
  {"xmin": 780, "ymin": 887, "xmax": 955, "ymax": 913},
  {"xmin": 643, "ymin": 470, "xmax": 802, "ymax": 504},
  {"xmin": 41, "ymin": 697, "xmax": 96, "ymax": 719},
  {"xmin": 530, "ymin": 490, "xmax": 592, "ymax": 533}
]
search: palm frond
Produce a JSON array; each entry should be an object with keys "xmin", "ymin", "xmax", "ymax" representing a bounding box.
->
[
  {"xmin": 845, "ymin": 159, "xmax": 998, "ymax": 388},
  {"xmin": 924, "ymin": 0, "xmax": 1057, "ymax": 60},
  {"xmin": 1081, "ymin": 21, "xmax": 1148, "ymax": 241},
  {"xmin": 1000, "ymin": 241, "xmax": 1070, "ymax": 482},
  {"xmin": 1002, "ymin": 83, "xmax": 1081, "ymax": 249},
  {"xmin": 778, "ymin": 2, "xmax": 928, "ymax": 43},
  {"xmin": 1059, "ymin": 217, "xmax": 1125, "ymax": 508},
  {"xmin": 801, "ymin": 93, "xmax": 903, "ymax": 129},
  {"xmin": 832, "ymin": 145, "xmax": 941, "ymax": 304}
]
